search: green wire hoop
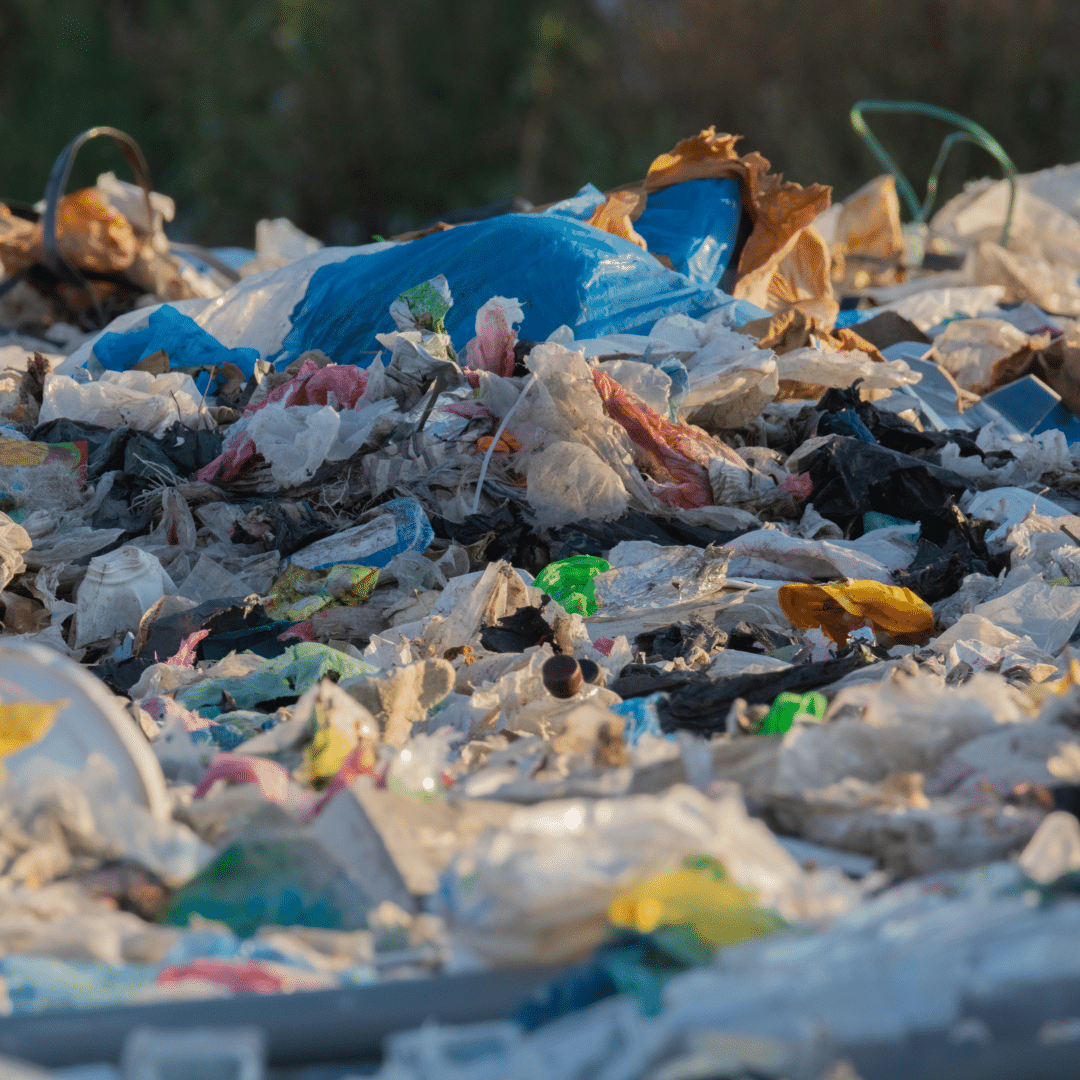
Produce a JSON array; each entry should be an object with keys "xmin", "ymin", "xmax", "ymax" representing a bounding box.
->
[{"xmin": 849, "ymin": 100, "xmax": 1017, "ymax": 249}]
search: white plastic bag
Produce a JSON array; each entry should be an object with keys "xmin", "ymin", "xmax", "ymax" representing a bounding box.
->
[
  {"xmin": 246, "ymin": 401, "xmax": 341, "ymax": 486},
  {"xmin": 930, "ymin": 318, "xmax": 1031, "ymax": 391}
]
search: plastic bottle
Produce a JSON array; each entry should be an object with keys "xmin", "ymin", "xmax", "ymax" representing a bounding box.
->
[{"xmin": 74, "ymin": 545, "xmax": 174, "ymax": 647}]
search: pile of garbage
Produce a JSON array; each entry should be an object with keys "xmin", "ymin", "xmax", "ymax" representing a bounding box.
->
[{"xmin": 4, "ymin": 124, "xmax": 1080, "ymax": 1077}]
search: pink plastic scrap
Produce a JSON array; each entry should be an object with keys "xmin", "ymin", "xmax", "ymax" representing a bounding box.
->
[
  {"xmin": 465, "ymin": 297, "xmax": 524, "ymax": 378},
  {"xmin": 193, "ymin": 753, "xmax": 292, "ymax": 804},
  {"xmin": 590, "ymin": 368, "xmax": 742, "ymax": 509},
  {"xmin": 279, "ymin": 621, "xmax": 316, "ymax": 643},
  {"xmin": 196, "ymin": 431, "xmax": 258, "ymax": 484},
  {"xmin": 190, "ymin": 748, "xmax": 379, "ymax": 824},
  {"xmin": 592, "ymin": 636, "xmax": 615, "ymax": 656},
  {"xmin": 781, "ymin": 472, "xmax": 813, "ymax": 500},
  {"xmin": 166, "ymin": 629, "xmax": 210, "ymax": 668},
  {"xmin": 197, "ymin": 361, "xmax": 372, "ymax": 483},
  {"xmin": 244, "ymin": 358, "xmax": 371, "ymax": 417},
  {"xmin": 444, "ymin": 401, "xmax": 497, "ymax": 422},
  {"xmin": 157, "ymin": 959, "xmax": 283, "ymax": 995},
  {"xmin": 141, "ymin": 695, "xmax": 217, "ymax": 732}
]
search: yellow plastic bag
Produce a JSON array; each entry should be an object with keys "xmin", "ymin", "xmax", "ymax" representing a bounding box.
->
[
  {"xmin": 778, "ymin": 580, "xmax": 934, "ymax": 647},
  {"xmin": 0, "ymin": 699, "xmax": 65, "ymax": 779},
  {"xmin": 608, "ymin": 857, "xmax": 786, "ymax": 950}
]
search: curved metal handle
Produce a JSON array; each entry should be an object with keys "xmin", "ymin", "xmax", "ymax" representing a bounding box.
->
[
  {"xmin": 850, "ymin": 101, "xmax": 1017, "ymax": 248},
  {"xmin": 40, "ymin": 126, "xmax": 155, "ymax": 325}
]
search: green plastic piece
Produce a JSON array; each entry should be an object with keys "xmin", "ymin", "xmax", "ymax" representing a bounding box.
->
[
  {"xmin": 534, "ymin": 555, "xmax": 611, "ymax": 616},
  {"xmin": 759, "ymin": 690, "xmax": 827, "ymax": 736},
  {"xmin": 398, "ymin": 279, "xmax": 451, "ymax": 333}
]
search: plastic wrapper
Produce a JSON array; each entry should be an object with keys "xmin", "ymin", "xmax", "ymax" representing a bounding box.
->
[{"xmin": 440, "ymin": 784, "xmax": 850, "ymax": 967}]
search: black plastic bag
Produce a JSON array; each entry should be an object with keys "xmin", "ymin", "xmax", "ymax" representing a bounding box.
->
[{"xmin": 655, "ymin": 647, "xmax": 877, "ymax": 735}]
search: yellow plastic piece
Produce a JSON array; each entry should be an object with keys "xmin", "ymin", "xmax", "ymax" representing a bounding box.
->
[
  {"xmin": 0, "ymin": 699, "xmax": 65, "ymax": 779},
  {"xmin": 302, "ymin": 696, "xmax": 376, "ymax": 788},
  {"xmin": 608, "ymin": 864, "xmax": 786, "ymax": 949},
  {"xmin": 778, "ymin": 580, "xmax": 934, "ymax": 647}
]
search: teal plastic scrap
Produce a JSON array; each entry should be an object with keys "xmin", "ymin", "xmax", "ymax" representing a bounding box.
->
[{"xmin": 175, "ymin": 642, "xmax": 377, "ymax": 718}]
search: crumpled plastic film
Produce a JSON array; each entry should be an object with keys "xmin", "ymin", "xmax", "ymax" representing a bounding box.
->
[
  {"xmin": 778, "ymin": 580, "xmax": 934, "ymax": 646},
  {"xmin": 608, "ymin": 856, "xmax": 787, "ymax": 949},
  {"xmin": 591, "ymin": 366, "xmax": 743, "ymax": 509}
]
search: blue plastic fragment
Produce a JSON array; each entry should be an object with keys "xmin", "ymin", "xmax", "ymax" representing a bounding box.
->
[
  {"xmin": 611, "ymin": 693, "xmax": 672, "ymax": 746},
  {"xmin": 826, "ymin": 409, "xmax": 877, "ymax": 444},
  {"xmin": 633, "ymin": 178, "xmax": 741, "ymax": 288},
  {"xmin": 94, "ymin": 304, "xmax": 260, "ymax": 378}
]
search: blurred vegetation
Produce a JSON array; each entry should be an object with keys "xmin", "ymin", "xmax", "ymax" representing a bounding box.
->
[{"xmin": 1, "ymin": 0, "xmax": 1078, "ymax": 246}]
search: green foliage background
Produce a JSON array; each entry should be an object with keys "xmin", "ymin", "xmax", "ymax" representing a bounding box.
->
[{"xmin": 1, "ymin": 0, "xmax": 1077, "ymax": 246}]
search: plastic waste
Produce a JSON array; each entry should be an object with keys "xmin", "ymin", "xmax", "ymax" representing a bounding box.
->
[
  {"xmin": 40, "ymin": 370, "xmax": 208, "ymax": 434},
  {"xmin": 440, "ymin": 784, "xmax": 838, "ymax": 967},
  {"xmin": 13, "ymin": 123, "xmax": 1080, "ymax": 1061},
  {"xmin": 0, "ymin": 699, "xmax": 62, "ymax": 777},
  {"xmin": 0, "ymin": 436, "xmax": 87, "ymax": 516},
  {"xmin": 69, "ymin": 206, "xmax": 761, "ymax": 379},
  {"xmin": 263, "ymin": 563, "xmax": 379, "ymax": 622},
  {"xmin": 608, "ymin": 856, "xmax": 787, "ymax": 949},
  {"xmin": 0, "ymin": 641, "xmax": 170, "ymax": 817},
  {"xmin": 533, "ymin": 555, "xmax": 610, "ymax": 616},
  {"xmin": 287, "ymin": 498, "xmax": 433, "ymax": 571},
  {"xmin": 93, "ymin": 304, "xmax": 259, "ymax": 379},
  {"xmin": 176, "ymin": 642, "xmax": 377, "ymax": 719},
  {"xmin": 0, "ymin": 510, "xmax": 32, "ymax": 591},
  {"xmin": 162, "ymin": 834, "xmax": 372, "ymax": 937},
  {"xmin": 296, "ymin": 678, "xmax": 379, "ymax": 788},
  {"xmin": 759, "ymin": 690, "xmax": 827, "ymax": 735},
  {"xmin": 778, "ymin": 581, "xmax": 935, "ymax": 647}
]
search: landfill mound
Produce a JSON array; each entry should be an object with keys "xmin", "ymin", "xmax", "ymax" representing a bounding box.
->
[{"xmin": 3, "ymin": 124, "xmax": 1080, "ymax": 1078}]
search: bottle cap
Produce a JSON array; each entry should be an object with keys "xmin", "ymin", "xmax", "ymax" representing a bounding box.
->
[{"xmin": 542, "ymin": 655, "xmax": 582, "ymax": 699}]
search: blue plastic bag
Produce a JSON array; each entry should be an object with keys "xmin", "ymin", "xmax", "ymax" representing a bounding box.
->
[
  {"xmin": 543, "ymin": 178, "xmax": 741, "ymax": 289},
  {"xmin": 286, "ymin": 497, "xmax": 434, "ymax": 571},
  {"xmin": 76, "ymin": 182, "xmax": 764, "ymax": 377},
  {"xmin": 270, "ymin": 209, "xmax": 745, "ymax": 369}
]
